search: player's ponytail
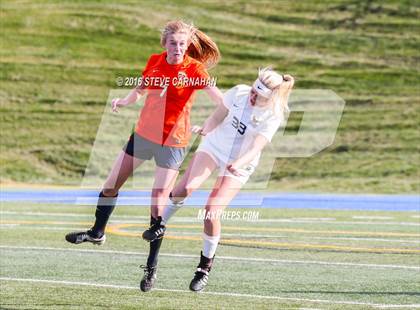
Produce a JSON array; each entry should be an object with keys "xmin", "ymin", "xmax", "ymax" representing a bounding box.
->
[
  {"xmin": 161, "ymin": 20, "xmax": 220, "ymax": 69},
  {"xmin": 187, "ymin": 29, "xmax": 220, "ymax": 69},
  {"xmin": 258, "ymin": 67, "xmax": 294, "ymax": 118}
]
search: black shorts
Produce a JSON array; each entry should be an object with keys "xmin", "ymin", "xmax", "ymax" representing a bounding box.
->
[{"xmin": 123, "ymin": 132, "xmax": 186, "ymax": 170}]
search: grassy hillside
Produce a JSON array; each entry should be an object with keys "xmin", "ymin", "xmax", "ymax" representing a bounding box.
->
[{"xmin": 1, "ymin": 0, "xmax": 419, "ymax": 193}]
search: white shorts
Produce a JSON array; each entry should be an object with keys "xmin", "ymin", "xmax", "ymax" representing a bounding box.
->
[{"xmin": 196, "ymin": 141, "xmax": 256, "ymax": 184}]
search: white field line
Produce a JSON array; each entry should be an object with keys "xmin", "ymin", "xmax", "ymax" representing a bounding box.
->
[
  {"xmin": 0, "ymin": 226, "xmax": 84, "ymax": 231},
  {"xmin": 0, "ymin": 277, "xmax": 418, "ymax": 309},
  {"xmin": 165, "ymin": 231, "xmax": 420, "ymax": 244},
  {"xmin": 301, "ymin": 236, "xmax": 420, "ymax": 244},
  {"xmin": 353, "ymin": 216, "xmax": 394, "ymax": 220},
  {"xmin": 1, "ymin": 225, "xmax": 419, "ymax": 244},
  {"xmin": 1, "ymin": 211, "xmax": 419, "ymax": 226},
  {"xmin": 256, "ymin": 220, "xmax": 420, "ymax": 226},
  {"xmin": 289, "ymin": 218, "xmax": 336, "ymax": 221},
  {"xmin": 1, "ymin": 245, "xmax": 419, "ymax": 270}
]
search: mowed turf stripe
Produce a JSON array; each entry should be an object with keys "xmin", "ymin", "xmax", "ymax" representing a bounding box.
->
[
  {"xmin": 3, "ymin": 225, "xmax": 420, "ymax": 249},
  {"xmin": 2, "ymin": 220, "xmax": 420, "ymax": 237},
  {"xmin": 107, "ymin": 224, "xmax": 420, "ymax": 254},
  {"xmin": 116, "ymin": 224, "xmax": 420, "ymax": 237},
  {"xmin": 110, "ymin": 229, "xmax": 420, "ymax": 254},
  {"xmin": 1, "ymin": 246, "xmax": 419, "ymax": 270},
  {"xmin": 1, "ymin": 220, "xmax": 93, "ymax": 226},
  {"xmin": 1, "ymin": 277, "xmax": 419, "ymax": 308},
  {"xmin": 2, "ymin": 211, "xmax": 420, "ymax": 226},
  {"xmin": 4, "ymin": 225, "xmax": 420, "ymax": 244},
  {"xmin": 2, "ymin": 220, "xmax": 420, "ymax": 253}
]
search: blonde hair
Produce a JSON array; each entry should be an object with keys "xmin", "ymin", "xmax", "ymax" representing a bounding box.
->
[
  {"xmin": 160, "ymin": 20, "xmax": 220, "ymax": 69},
  {"xmin": 258, "ymin": 67, "xmax": 294, "ymax": 117}
]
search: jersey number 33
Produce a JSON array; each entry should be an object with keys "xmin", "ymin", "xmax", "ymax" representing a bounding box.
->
[{"xmin": 232, "ymin": 116, "xmax": 247, "ymax": 135}]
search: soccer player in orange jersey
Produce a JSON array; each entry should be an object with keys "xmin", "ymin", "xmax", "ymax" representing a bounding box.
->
[{"xmin": 65, "ymin": 20, "xmax": 223, "ymax": 292}]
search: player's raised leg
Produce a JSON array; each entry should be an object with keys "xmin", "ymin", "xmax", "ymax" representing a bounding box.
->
[
  {"xmin": 65, "ymin": 151, "xmax": 144, "ymax": 245},
  {"xmin": 143, "ymin": 151, "xmax": 218, "ymax": 242},
  {"xmin": 165, "ymin": 151, "xmax": 218, "ymax": 222}
]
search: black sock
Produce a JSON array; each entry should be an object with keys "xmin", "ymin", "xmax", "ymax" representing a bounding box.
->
[
  {"xmin": 199, "ymin": 251, "xmax": 214, "ymax": 270},
  {"xmin": 146, "ymin": 216, "xmax": 164, "ymax": 267},
  {"xmin": 90, "ymin": 191, "xmax": 118, "ymax": 238}
]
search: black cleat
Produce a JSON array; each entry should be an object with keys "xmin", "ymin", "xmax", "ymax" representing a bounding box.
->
[
  {"xmin": 189, "ymin": 252, "xmax": 214, "ymax": 292},
  {"xmin": 140, "ymin": 265, "xmax": 157, "ymax": 292},
  {"xmin": 142, "ymin": 216, "xmax": 166, "ymax": 242},
  {"xmin": 65, "ymin": 230, "xmax": 106, "ymax": 245}
]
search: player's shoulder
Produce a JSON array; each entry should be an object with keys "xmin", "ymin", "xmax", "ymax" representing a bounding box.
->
[
  {"xmin": 147, "ymin": 52, "xmax": 165, "ymax": 65},
  {"xmin": 222, "ymin": 85, "xmax": 250, "ymax": 109},
  {"xmin": 234, "ymin": 84, "xmax": 251, "ymax": 96},
  {"xmin": 226, "ymin": 84, "xmax": 250, "ymax": 96},
  {"xmin": 142, "ymin": 53, "xmax": 165, "ymax": 73},
  {"xmin": 225, "ymin": 84, "xmax": 250, "ymax": 101}
]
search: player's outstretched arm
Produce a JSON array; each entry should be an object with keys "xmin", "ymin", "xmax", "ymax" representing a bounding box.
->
[
  {"xmin": 111, "ymin": 84, "xmax": 146, "ymax": 113},
  {"xmin": 204, "ymin": 86, "xmax": 224, "ymax": 106}
]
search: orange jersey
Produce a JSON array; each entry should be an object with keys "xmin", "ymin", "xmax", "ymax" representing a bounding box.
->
[{"xmin": 135, "ymin": 51, "xmax": 210, "ymax": 147}]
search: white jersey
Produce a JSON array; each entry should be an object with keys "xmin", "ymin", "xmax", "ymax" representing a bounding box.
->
[{"xmin": 201, "ymin": 85, "xmax": 283, "ymax": 167}]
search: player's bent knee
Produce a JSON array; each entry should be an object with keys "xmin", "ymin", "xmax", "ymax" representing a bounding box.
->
[
  {"xmin": 102, "ymin": 188, "xmax": 118, "ymax": 197},
  {"xmin": 204, "ymin": 215, "xmax": 220, "ymax": 226},
  {"xmin": 204, "ymin": 218, "xmax": 221, "ymax": 236},
  {"xmin": 173, "ymin": 186, "xmax": 194, "ymax": 199},
  {"xmin": 152, "ymin": 188, "xmax": 168, "ymax": 197}
]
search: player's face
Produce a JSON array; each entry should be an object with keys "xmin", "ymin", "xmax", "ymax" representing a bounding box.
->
[
  {"xmin": 249, "ymin": 87, "xmax": 271, "ymax": 107},
  {"xmin": 164, "ymin": 32, "xmax": 189, "ymax": 64}
]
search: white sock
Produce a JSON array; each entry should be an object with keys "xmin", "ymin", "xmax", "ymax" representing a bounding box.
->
[
  {"xmin": 161, "ymin": 199, "xmax": 184, "ymax": 225},
  {"xmin": 202, "ymin": 233, "xmax": 220, "ymax": 258}
]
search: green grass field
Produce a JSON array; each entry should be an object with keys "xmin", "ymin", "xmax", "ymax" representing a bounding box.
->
[
  {"xmin": 1, "ymin": 202, "xmax": 419, "ymax": 309},
  {"xmin": 1, "ymin": 0, "xmax": 419, "ymax": 193},
  {"xmin": 1, "ymin": 2, "xmax": 419, "ymax": 308}
]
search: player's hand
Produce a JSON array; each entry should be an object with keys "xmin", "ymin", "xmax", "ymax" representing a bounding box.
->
[
  {"xmin": 227, "ymin": 164, "xmax": 246, "ymax": 177},
  {"xmin": 191, "ymin": 125, "xmax": 205, "ymax": 136},
  {"xmin": 111, "ymin": 98, "xmax": 127, "ymax": 113}
]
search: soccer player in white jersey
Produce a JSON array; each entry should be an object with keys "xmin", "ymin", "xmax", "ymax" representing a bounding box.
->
[{"xmin": 142, "ymin": 67, "xmax": 294, "ymax": 292}]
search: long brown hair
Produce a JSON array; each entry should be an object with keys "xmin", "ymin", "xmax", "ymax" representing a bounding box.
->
[{"xmin": 160, "ymin": 20, "xmax": 220, "ymax": 69}]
